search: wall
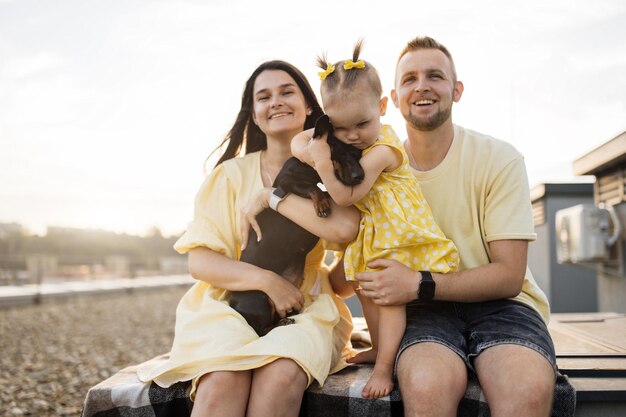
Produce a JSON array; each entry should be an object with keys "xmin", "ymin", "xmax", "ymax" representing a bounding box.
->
[{"xmin": 596, "ymin": 204, "xmax": 626, "ymax": 313}]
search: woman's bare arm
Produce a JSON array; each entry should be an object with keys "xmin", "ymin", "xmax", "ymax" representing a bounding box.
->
[
  {"xmin": 188, "ymin": 246, "xmax": 304, "ymax": 317},
  {"xmin": 240, "ymin": 187, "xmax": 360, "ymax": 249}
]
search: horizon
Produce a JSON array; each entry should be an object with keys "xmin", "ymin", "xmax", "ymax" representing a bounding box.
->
[
  {"xmin": 0, "ymin": 221, "xmax": 183, "ymax": 239},
  {"xmin": 2, "ymin": 0, "xmax": 625, "ymax": 236}
]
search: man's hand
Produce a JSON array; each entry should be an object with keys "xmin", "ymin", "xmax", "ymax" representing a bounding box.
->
[{"xmin": 355, "ymin": 259, "xmax": 420, "ymax": 306}]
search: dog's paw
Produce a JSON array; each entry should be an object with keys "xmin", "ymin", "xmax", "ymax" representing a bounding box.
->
[
  {"xmin": 314, "ymin": 201, "xmax": 332, "ymax": 218},
  {"xmin": 277, "ymin": 317, "xmax": 296, "ymax": 327},
  {"xmin": 317, "ymin": 208, "xmax": 331, "ymax": 218},
  {"xmin": 310, "ymin": 188, "xmax": 332, "ymax": 217}
]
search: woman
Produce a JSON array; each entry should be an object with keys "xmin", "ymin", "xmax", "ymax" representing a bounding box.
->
[{"xmin": 138, "ymin": 61, "xmax": 360, "ymax": 417}]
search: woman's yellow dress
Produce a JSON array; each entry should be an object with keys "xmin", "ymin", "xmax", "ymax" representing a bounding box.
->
[{"xmin": 137, "ymin": 152, "xmax": 354, "ymax": 397}]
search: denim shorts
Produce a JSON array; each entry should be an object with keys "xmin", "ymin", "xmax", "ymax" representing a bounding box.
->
[{"xmin": 396, "ymin": 299, "xmax": 557, "ymax": 375}]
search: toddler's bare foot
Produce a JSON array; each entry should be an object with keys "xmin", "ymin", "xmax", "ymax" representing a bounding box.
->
[
  {"xmin": 347, "ymin": 348, "xmax": 378, "ymax": 364},
  {"xmin": 361, "ymin": 366, "xmax": 393, "ymax": 399}
]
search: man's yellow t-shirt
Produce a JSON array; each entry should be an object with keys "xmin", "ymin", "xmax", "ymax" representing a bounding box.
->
[{"xmin": 409, "ymin": 125, "xmax": 550, "ymax": 322}]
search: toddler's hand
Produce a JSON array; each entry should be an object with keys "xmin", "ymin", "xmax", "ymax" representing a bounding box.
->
[
  {"xmin": 308, "ymin": 132, "xmax": 331, "ymax": 167},
  {"xmin": 296, "ymin": 143, "xmax": 316, "ymax": 167}
]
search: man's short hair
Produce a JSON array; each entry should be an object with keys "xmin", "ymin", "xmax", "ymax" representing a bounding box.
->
[{"xmin": 398, "ymin": 36, "xmax": 457, "ymax": 84}]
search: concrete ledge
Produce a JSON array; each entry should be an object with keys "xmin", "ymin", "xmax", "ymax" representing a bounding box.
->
[{"xmin": 0, "ymin": 275, "xmax": 193, "ymax": 308}]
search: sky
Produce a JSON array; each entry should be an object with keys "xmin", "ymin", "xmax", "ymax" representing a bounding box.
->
[{"xmin": 1, "ymin": 0, "xmax": 625, "ymax": 237}]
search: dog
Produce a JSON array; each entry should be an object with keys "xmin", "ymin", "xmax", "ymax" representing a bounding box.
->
[{"xmin": 228, "ymin": 115, "xmax": 364, "ymax": 336}]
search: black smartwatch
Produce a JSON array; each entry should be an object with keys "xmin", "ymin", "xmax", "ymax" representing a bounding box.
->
[{"xmin": 417, "ymin": 271, "xmax": 436, "ymax": 300}]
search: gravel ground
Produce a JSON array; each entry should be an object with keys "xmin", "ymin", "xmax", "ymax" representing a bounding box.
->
[{"xmin": 0, "ymin": 286, "xmax": 189, "ymax": 417}]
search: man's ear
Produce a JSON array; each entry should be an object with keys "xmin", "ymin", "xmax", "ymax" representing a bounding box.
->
[
  {"xmin": 390, "ymin": 89, "xmax": 399, "ymax": 108},
  {"xmin": 379, "ymin": 96, "xmax": 388, "ymax": 116},
  {"xmin": 453, "ymin": 81, "xmax": 464, "ymax": 103}
]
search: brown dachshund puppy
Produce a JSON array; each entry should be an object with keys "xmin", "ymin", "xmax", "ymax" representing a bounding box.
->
[{"xmin": 229, "ymin": 115, "xmax": 363, "ymax": 336}]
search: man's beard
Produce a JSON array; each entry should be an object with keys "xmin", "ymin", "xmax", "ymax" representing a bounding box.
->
[{"xmin": 405, "ymin": 104, "xmax": 452, "ymax": 131}]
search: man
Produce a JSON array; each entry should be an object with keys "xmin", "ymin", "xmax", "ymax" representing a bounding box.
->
[{"xmin": 355, "ymin": 36, "xmax": 557, "ymax": 417}]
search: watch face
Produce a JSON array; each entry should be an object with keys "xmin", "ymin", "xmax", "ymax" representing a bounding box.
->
[
  {"xmin": 273, "ymin": 187, "xmax": 288, "ymax": 198},
  {"xmin": 419, "ymin": 281, "xmax": 436, "ymax": 300},
  {"xmin": 418, "ymin": 271, "xmax": 435, "ymax": 300}
]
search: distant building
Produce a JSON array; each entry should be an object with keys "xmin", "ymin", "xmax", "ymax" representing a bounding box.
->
[
  {"xmin": 529, "ymin": 182, "xmax": 598, "ymax": 312},
  {"xmin": 569, "ymin": 130, "xmax": 626, "ymax": 313},
  {"xmin": 159, "ymin": 256, "xmax": 188, "ymax": 274},
  {"xmin": 0, "ymin": 222, "xmax": 23, "ymax": 240}
]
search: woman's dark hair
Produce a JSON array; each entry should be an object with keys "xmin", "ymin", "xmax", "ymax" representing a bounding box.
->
[{"xmin": 210, "ymin": 60, "xmax": 323, "ymax": 168}]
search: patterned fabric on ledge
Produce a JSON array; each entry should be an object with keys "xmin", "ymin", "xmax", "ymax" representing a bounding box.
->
[{"xmin": 81, "ymin": 354, "xmax": 576, "ymax": 417}]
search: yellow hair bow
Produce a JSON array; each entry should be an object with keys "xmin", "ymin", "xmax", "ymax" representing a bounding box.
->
[
  {"xmin": 318, "ymin": 63, "xmax": 335, "ymax": 80},
  {"xmin": 343, "ymin": 59, "xmax": 365, "ymax": 70}
]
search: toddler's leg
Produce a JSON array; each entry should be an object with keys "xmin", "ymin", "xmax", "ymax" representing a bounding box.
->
[
  {"xmin": 347, "ymin": 286, "xmax": 380, "ymax": 364},
  {"xmin": 362, "ymin": 305, "xmax": 405, "ymax": 399}
]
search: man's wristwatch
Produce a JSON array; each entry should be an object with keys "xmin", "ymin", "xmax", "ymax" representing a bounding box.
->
[
  {"xmin": 417, "ymin": 271, "xmax": 436, "ymax": 300},
  {"xmin": 269, "ymin": 187, "xmax": 289, "ymax": 211}
]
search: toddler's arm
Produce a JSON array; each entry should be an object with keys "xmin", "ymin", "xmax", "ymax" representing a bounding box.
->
[
  {"xmin": 313, "ymin": 143, "xmax": 400, "ymax": 206},
  {"xmin": 291, "ymin": 128, "xmax": 317, "ymax": 166}
]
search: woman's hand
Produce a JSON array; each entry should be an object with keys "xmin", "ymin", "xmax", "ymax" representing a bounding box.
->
[
  {"xmin": 240, "ymin": 187, "xmax": 272, "ymax": 250},
  {"xmin": 262, "ymin": 271, "xmax": 305, "ymax": 318}
]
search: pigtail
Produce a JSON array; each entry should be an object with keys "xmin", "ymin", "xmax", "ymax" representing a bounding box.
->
[
  {"xmin": 316, "ymin": 52, "xmax": 339, "ymax": 90},
  {"xmin": 352, "ymin": 38, "xmax": 364, "ymax": 63},
  {"xmin": 343, "ymin": 39, "xmax": 365, "ymax": 86},
  {"xmin": 315, "ymin": 53, "xmax": 329, "ymax": 72}
]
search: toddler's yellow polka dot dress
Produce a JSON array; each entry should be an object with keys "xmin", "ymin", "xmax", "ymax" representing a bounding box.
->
[{"xmin": 344, "ymin": 126, "xmax": 459, "ymax": 279}]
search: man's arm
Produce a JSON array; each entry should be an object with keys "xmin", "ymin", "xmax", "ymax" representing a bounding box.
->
[{"xmin": 355, "ymin": 239, "xmax": 527, "ymax": 305}]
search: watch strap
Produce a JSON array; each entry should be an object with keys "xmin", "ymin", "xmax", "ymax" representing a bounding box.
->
[
  {"xmin": 417, "ymin": 270, "xmax": 436, "ymax": 301},
  {"xmin": 269, "ymin": 187, "xmax": 288, "ymax": 211}
]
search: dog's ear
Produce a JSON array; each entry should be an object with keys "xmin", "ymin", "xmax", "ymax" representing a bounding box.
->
[{"xmin": 313, "ymin": 114, "xmax": 331, "ymax": 138}]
